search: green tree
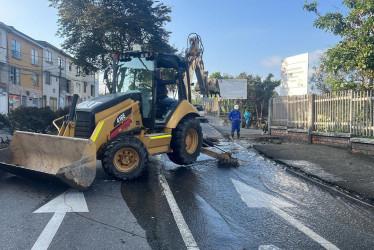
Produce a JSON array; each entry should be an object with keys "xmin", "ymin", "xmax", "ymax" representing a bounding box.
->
[
  {"xmin": 304, "ymin": 0, "xmax": 374, "ymax": 90},
  {"xmin": 209, "ymin": 72, "xmax": 234, "ymax": 79},
  {"xmin": 50, "ymin": 0, "xmax": 175, "ymax": 89},
  {"xmin": 209, "ymin": 72, "xmax": 223, "ymax": 79},
  {"xmin": 246, "ymin": 73, "xmax": 280, "ymax": 120}
]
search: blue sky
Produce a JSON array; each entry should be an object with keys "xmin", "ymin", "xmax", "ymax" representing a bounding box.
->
[{"xmin": 0, "ymin": 0, "xmax": 344, "ymax": 79}]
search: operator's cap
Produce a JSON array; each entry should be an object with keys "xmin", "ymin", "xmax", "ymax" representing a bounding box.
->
[{"xmin": 234, "ymin": 105, "xmax": 239, "ymax": 110}]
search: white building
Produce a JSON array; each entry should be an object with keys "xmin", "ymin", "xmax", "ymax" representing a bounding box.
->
[
  {"xmin": 37, "ymin": 41, "xmax": 66, "ymax": 111},
  {"xmin": 0, "ymin": 23, "xmax": 9, "ymax": 114},
  {"xmin": 37, "ymin": 41, "xmax": 96, "ymax": 109}
]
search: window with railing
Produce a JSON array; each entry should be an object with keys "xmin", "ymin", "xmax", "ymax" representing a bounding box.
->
[
  {"xmin": 45, "ymin": 71, "xmax": 51, "ymax": 85},
  {"xmin": 58, "ymin": 56, "xmax": 62, "ymax": 68},
  {"xmin": 46, "ymin": 50, "xmax": 52, "ymax": 63},
  {"xmin": 8, "ymin": 66, "xmax": 20, "ymax": 85},
  {"xmin": 33, "ymin": 73, "xmax": 39, "ymax": 87},
  {"xmin": 31, "ymin": 49, "xmax": 39, "ymax": 66},
  {"xmin": 11, "ymin": 39, "xmax": 21, "ymax": 59}
]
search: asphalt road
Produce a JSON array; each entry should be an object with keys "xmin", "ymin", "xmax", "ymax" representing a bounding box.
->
[{"xmin": 1, "ymin": 122, "xmax": 374, "ymax": 249}]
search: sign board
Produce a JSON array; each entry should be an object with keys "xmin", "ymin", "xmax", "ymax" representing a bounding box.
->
[
  {"xmin": 279, "ymin": 53, "xmax": 309, "ymax": 96},
  {"xmin": 218, "ymin": 79, "xmax": 247, "ymax": 99}
]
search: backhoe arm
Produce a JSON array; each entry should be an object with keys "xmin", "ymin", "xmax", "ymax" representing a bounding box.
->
[{"xmin": 183, "ymin": 34, "xmax": 220, "ymax": 98}]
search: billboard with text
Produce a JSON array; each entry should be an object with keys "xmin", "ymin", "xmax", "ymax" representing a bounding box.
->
[
  {"xmin": 218, "ymin": 79, "xmax": 247, "ymax": 99},
  {"xmin": 279, "ymin": 53, "xmax": 309, "ymax": 96}
]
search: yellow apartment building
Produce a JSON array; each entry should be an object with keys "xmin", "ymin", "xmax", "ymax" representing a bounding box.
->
[{"xmin": 7, "ymin": 27, "xmax": 43, "ymax": 110}]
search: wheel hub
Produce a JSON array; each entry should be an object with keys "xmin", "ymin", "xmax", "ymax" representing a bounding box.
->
[
  {"xmin": 114, "ymin": 148, "xmax": 139, "ymax": 172},
  {"xmin": 185, "ymin": 128, "xmax": 198, "ymax": 154}
]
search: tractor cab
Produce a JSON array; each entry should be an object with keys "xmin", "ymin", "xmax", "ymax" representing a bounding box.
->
[{"xmin": 117, "ymin": 51, "xmax": 188, "ymax": 129}]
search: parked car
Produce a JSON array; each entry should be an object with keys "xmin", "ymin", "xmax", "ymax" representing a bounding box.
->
[{"xmin": 194, "ymin": 104, "xmax": 207, "ymax": 122}]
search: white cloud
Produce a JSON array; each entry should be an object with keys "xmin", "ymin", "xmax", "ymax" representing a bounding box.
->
[
  {"xmin": 261, "ymin": 56, "xmax": 282, "ymax": 68},
  {"xmin": 309, "ymin": 49, "xmax": 327, "ymax": 65}
]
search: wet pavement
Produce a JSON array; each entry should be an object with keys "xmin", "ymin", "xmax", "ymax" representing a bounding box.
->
[
  {"xmin": 1, "ymin": 120, "xmax": 374, "ymax": 249},
  {"xmin": 158, "ymin": 137, "xmax": 374, "ymax": 249}
]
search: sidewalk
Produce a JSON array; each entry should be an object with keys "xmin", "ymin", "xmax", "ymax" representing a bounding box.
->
[
  {"xmin": 205, "ymin": 115, "xmax": 374, "ymax": 204},
  {"xmin": 205, "ymin": 115, "xmax": 273, "ymax": 139}
]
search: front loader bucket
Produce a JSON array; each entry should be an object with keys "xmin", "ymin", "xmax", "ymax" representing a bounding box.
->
[{"xmin": 0, "ymin": 131, "xmax": 96, "ymax": 190}]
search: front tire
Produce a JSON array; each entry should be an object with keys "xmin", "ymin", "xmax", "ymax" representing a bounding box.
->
[
  {"xmin": 102, "ymin": 135, "xmax": 148, "ymax": 180},
  {"xmin": 167, "ymin": 117, "xmax": 202, "ymax": 165}
]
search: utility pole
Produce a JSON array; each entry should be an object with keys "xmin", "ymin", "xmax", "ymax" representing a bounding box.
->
[
  {"xmin": 111, "ymin": 54, "xmax": 118, "ymax": 94},
  {"xmin": 58, "ymin": 64, "xmax": 62, "ymax": 108}
]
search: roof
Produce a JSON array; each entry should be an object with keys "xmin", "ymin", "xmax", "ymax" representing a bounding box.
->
[
  {"xmin": 37, "ymin": 40, "xmax": 72, "ymax": 59},
  {"xmin": 0, "ymin": 22, "xmax": 44, "ymax": 49}
]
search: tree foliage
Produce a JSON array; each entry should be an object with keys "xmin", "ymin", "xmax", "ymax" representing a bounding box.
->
[
  {"xmin": 245, "ymin": 73, "xmax": 280, "ymax": 120},
  {"xmin": 49, "ymin": 0, "xmax": 175, "ymax": 75},
  {"xmin": 209, "ymin": 72, "xmax": 234, "ymax": 79},
  {"xmin": 304, "ymin": 0, "xmax": 374, "ymax": 90}
]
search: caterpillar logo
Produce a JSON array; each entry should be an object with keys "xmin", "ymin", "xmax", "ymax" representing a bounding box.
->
[{"xmin": 114, "ymin": 108, "xmax": 132, "ymax": 127}]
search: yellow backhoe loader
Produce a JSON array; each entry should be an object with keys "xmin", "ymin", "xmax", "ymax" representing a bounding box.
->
[{"xmin": 0, "ymin": 34, "xmax": 234, "ymax": 190}]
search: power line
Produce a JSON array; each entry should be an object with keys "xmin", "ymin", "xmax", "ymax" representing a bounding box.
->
[{"xmin": 0, "ymin": 46, "xmax": 73, "ymax": 64}]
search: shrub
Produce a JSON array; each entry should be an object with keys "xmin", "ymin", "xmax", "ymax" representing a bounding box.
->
[
  {"xmin": 8, "ymin": 106, "xmax": 56, "ymax": 133},
  {"xmin": 0, "ymin": 113, "xmax": 10, "ymax": 129},
  {"xmin": 55, "ymin": 106, "xmax": 70, "ymax": 119}
]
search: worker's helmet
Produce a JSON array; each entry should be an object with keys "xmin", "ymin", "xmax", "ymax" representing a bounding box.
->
[{"xmin": 234, "ymin": 105, "xmax": 239, "ymax": 110}]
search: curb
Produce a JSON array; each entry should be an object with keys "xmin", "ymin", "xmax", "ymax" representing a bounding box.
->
[
  {"xmin": 254, "ymin": 147, "xmax": 374, "ymax": 207},
  {"xmin": 208, "ymin": 119, "xmax": 374, "ymax": 207}
]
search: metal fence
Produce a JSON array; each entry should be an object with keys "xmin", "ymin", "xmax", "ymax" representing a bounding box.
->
[
  {"xmin": 271, "ymin": 95, "xmax": 308, "ymax": 129},
  {"xmin": 270, "ymin": 90, "xmax": 374, "ymax": 137}
]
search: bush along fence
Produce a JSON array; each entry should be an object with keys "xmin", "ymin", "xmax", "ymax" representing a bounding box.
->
[{"xmin": 268, "ymin": 90, "xmax": 374, "ymax": 156}]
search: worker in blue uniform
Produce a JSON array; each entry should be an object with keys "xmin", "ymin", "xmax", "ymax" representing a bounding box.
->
[{"xmin": 228, "ymin": 105, "xmax": 241, "ymax": 139}]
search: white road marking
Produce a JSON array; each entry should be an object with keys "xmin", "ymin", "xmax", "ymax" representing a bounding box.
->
[
  {"xmin": 32, "ymin": 190, "xmax": 88, "ymax": 250},
  {"xmin": 259, "ymin": 245, "xmax": 280, "ymax": 250},
  {"xmin": 158, "ymin": 169, "xmax": 199, "ymax": 250},
  {"xmin": 232, "ymin": 179, "xmax": 339, "ymax": 250},
  {"xmin": 31, "ymin": 212, "xmax": 66, "ymax": 250}
]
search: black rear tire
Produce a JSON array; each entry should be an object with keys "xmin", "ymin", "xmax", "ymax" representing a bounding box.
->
[
  {"xmin": 167, "ymin": 117, "xmax": 202, "ymax": 165},
  {"xmin": 102, "ymin": 135, "xmax": 148, "ymax": 180}
]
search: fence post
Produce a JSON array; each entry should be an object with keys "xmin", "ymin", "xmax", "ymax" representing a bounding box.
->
[
  {"xmin": 308, "ymin": 94, "xmax": 315, "ymax": 144},
  {"xmin": 349, "ymin": 90, "xmax": 353, "ymax": 135},
  {"xmin": 268, "ymin": 98, "xmax": 273, "ymax": 135}
]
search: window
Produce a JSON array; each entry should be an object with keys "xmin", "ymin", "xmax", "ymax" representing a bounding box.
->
[
  {"xmin": 8, "ymin": 66, "xmax": 20, "ymax": 85},
  {"xmin": 11, "ymin": 39, "xmax": 21, "ymax": 59},
  {"xmin": 45, "ymin": 71, "xmax": 51, "ymax": 85},
  {"xmin": 76, "ymin": 83, "xmax": 81, "ymax": 92},
  {"xmin": 32, "ymin": 98, "xmax": 38, "ymax": 107},
  {"xmin": 67, "ymin": 80, "xmax": 71, "ymax": 93},
  {"xmin": 76, "ymin": 66, "xmax": 80, "ymax": 75},
  {"xmin": 33, "ymin": 73, "xmax": 39, "ymax": 87},
  {"xmin": 58, "ymin": 57, "xmax": 62, "ymax": 68},
  {"xmin": 50, "ymin": 97, "xmax": 57, "ymax": 111},
  {"xmin": 21, "ymin": 96, "xmax": 27, "ymax": 106},
  {"xmin": 68, "ymin": 62, "xmax": 72, "ymax": 71},
  {"xmin": 91, "ymin": 85, "xmax": 94, "ymax": 96},
  {"xmin": 84, "ymin": 82, "xmax": 87, "ymax": 93},
  {"xmin": 46, "ymin": 50, "xmax": 52, "ymax": 63},
  {"xmin": 31, "ymin": 49, "xmax": 39, "ymax": 66}
]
